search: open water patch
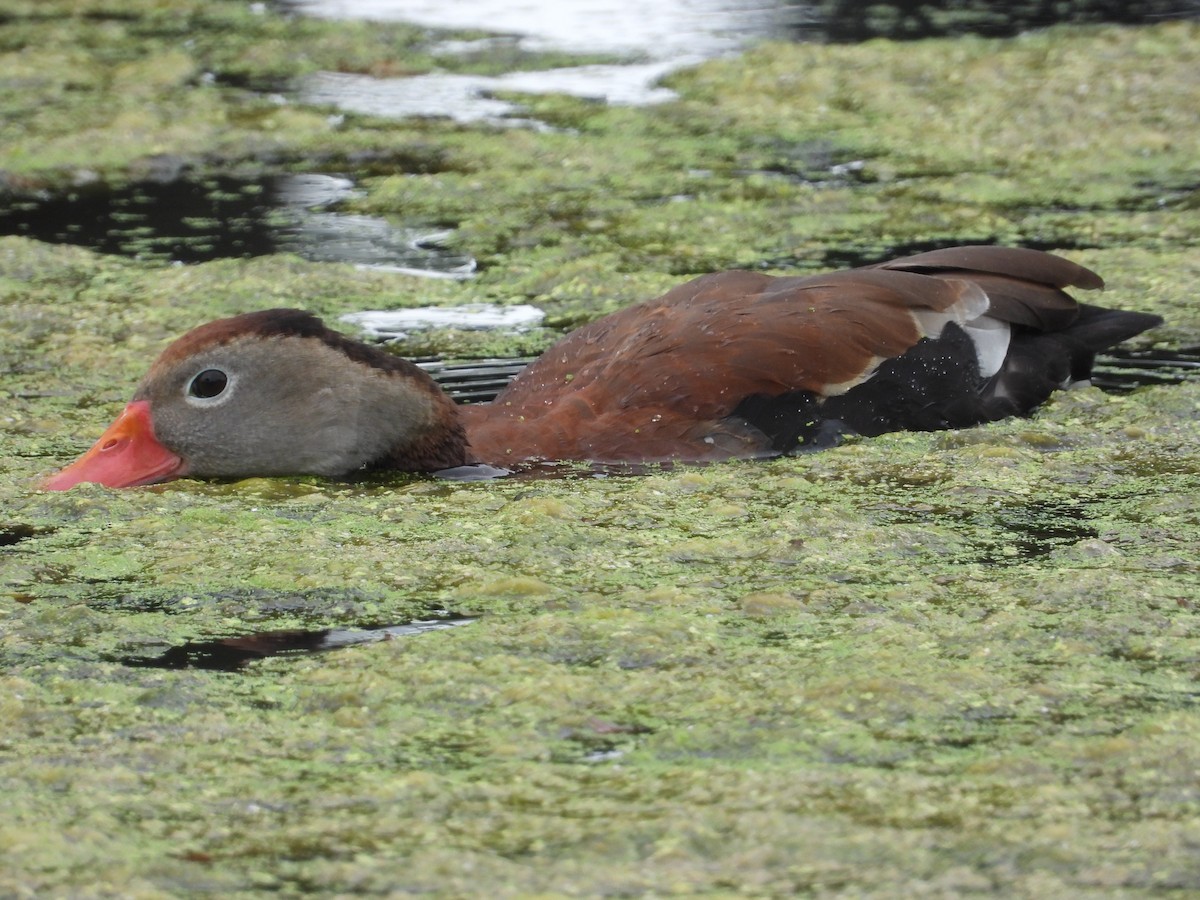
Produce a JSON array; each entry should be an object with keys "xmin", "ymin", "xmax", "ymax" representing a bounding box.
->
[
  {"xmin": 0, "ymin": 172, "xmax": 475, "ymax": 276},
  {"xmin": 418, "ymin": 356, "xmax": 535, "ymax": 404},
  {"xmin": 874, "ymin": 499, "xmax": 1106, "ymax": 565},
  {"xmin": 0, "ymin": 523, "xmax": 56, "ymax": 547},
  {"xmin": 282, "ymin": 1, "xmax": 1199, "ymax": 128},
  {"xmin": 1090, "ymin": 347, "xmax": 1200, "ymax": 392},
  {"xmin": 986, "ymin": 501, "xmax": 1100, "ymax": 562},
  {"xmin": 123, "ymin": 615, "xmax": 475, "ymax": 671},
  {"xmin": 299, "ymin": 61, "xmax": 683, "ymax": 126},
  {"xmin": 287, "ymin": 0, "xmax": 805, "ymax": 125}
]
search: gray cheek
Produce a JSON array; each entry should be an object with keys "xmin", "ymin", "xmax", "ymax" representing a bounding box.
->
[{"xmin": 150, "ymin": 399, "xmax": 267, "ymax": 476}]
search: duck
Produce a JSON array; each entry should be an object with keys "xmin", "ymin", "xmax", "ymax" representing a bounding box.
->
[{"xmin": 42, "ymin": 246, "xmax": 1162, "ymax": 490}]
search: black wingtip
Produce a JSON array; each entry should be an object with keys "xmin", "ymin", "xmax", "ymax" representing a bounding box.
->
[{"xmin": 1069, "ymin": 305, "xmax": 1164, "ymax": 354}]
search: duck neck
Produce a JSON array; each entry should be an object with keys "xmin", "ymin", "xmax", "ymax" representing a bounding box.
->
[
  {"xmin": 312, "ymin": 327, "xmax": 472, "ymax": 472},
  {"xmin": 380, "ymin": 387, "xmax": 471, "ymax": 472}
]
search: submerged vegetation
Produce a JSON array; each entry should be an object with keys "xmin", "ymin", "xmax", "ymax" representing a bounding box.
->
[{"xmin": 1, "ymin": 0, "xmax": 1199, "ymax": 894}]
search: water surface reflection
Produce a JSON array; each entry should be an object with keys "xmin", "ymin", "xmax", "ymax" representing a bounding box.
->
[{"xmin": 290, "ymin": 0, "xmax": 811, "ymax": 122}]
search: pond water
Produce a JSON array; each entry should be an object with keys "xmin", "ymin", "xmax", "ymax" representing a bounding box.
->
[
  {"xmin": 290, "ymin": 0, "xmax": 813, "ymax": 122},
  {"xmin": 5, "ymin": 2, "xmax": 1189, "ymax": 275},
  {"xmin": 288, "ymin": 0, "xmax": 805, "ymax": 57},
  {"xmin": 285, "ymin": 0, "xmax": 1197, "ymax": 123},
  {"xmin": 0, "ymin": 172, "xmax": 474, "ymax": 275},
  {"xmin": 124, "ymin": 614, "xmax": 476, "ymax": 670},
  {"xmin": 3, "ymin": 4, "xmax": 810, "ymax": 271}
]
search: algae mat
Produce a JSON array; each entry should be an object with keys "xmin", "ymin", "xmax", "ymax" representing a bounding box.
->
[{"xmin": 2, "ymin": 3, "xmax": 1200, "ymax": 896}]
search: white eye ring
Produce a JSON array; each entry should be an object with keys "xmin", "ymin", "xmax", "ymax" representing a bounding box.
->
[{"xmin": 185, "ymin": 367, "xmax": 237, "ymax": 407}]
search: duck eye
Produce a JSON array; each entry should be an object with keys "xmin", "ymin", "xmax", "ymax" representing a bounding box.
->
[{"xmin": 188, "ymin": 368, "xmax": 228, "ymax": 399}]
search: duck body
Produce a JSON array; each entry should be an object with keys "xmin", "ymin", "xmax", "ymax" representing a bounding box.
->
[{"xmin": 43, "ymin": 246, "xmax": 1162, "ymax": 490}]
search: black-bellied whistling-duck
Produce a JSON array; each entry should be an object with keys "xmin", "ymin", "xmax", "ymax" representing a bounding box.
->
[{"xmin": 43, "ymin": 246, "xmax": 1161, "ymax": 490}]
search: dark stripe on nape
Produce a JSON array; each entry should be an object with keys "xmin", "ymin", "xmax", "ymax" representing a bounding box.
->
[
  {"xmin": 157, "ymin": 308, "xmax": 433, "ymax": 381},
  {"xmin": 155, "ymin": 308, "xmax": 324, "ymax": 365},
  {"xmin": 226, "ymin": 308, "xmax": 329, "ymax": 340}
]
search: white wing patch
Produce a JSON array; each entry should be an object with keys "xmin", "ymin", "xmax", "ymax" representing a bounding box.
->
[
  {"xmin": 961, "ymin": 315, "xmax": 1012, "ymax": 378},
  {"xmin": 822, "ymin": 355, "xmax": 886, "ymax": 396},
  {"xmin": 909, "ymin": 278, "xmax": 990, "ymax": 338},
  {"xmin": 908, "ymin": 279, "xmax": 1010, "ymax": 378}
]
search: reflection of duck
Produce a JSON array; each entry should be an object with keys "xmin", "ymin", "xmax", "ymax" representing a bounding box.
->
[{"xmin": 44, "ymin": 246, "xmax": 1161, "ymax": 490}]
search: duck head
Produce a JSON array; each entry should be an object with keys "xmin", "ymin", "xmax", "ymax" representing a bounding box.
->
[{"xmin": 43, "ymin": 309, "xmax": 468, "ymax": 490}]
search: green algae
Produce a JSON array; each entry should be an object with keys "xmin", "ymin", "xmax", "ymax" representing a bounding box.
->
[
  {"xmin": 2, "ymin": 2, "xmax": 1200, "ymax": 896},
  {"xmin": 4, "ymin": 379, "xmax": 1199, "ymax": 894}
]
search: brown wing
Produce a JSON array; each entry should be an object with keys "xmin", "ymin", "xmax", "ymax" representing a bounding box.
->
[
  {"xmin": 507, "ymin": 268, "xmax": 988, "ymax": 397},
  {"xmin": 462, "ymin": 247, "xmax": 1106, "ymax": 464},
  {"xmin": 463, "ymin": 267, "xmax": 988, "ymax": 463},
  {"xmin": 868, "ymin": 245, "xmax": 1100, "ymax": 329}
]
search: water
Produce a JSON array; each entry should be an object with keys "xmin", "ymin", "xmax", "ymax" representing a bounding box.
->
[
  {"xmin": 288, "ymin": 0, "xmax": 804, "ymax": 57},
  {"xmin": 124, "ymin": 615, "xmax": 476, "ymax": 670},
  {"xmin": 289, "ymin": 0, "xmax": 812, "ymax": 123},
  {"xmin": 284, "ymin": 1, "xmax": 1199, "ymax": 125},
  {"xmin": 0, "ymin": 172, "xmax": 475, "ymax": 275},
  {"xmin": 7, "ymin": 2, "xmax": 1196, "ymax": 276},
  {"xmin": 342, "ymin": 304, "xmax": 545, "ymax": 337},
  {"xmin": 300, "ymin": 63, "xmax": 681, "ymax": 125}
]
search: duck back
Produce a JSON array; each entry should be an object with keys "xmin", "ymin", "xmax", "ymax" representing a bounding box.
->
[{"xmin": 461, "ymin": 247, "xmax": 1161, "ymax": 465}]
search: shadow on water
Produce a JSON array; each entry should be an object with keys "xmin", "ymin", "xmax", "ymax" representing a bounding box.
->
[
  {"xmin": 0, "ymin": 524, "xmax": 56, "ymax": 547},
  {"xmin": 0, "ymin": 172, "xmax": 475, "ymax": 276},
  {"xmin": 875, "ymin": 499, "xmax": 1108, "ymax": 565},
  {"xmin": 794, "ymin": 0, "xmax": 1200, "ymax": 42},
  {"xmin": 1090, "ymin": 346, "xmax": 1200, "ymax": 391},
  {"xmin": 122, "ymin": 615, "xmax": 475, "ymax": 672},
  {"xmin": 985, "ymin": 501, "xmax": 1099, "ymax": 562}
]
